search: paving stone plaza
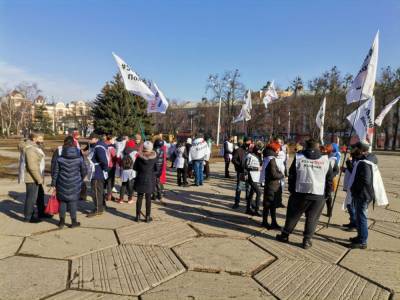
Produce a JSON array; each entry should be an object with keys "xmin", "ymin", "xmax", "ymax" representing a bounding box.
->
[{"xmin": 0, "ymin": 156, "xmax": 399, "ymax": 300}]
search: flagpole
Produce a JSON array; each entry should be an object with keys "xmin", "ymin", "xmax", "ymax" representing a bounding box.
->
[{"xmin": 216, "ymin": 96, "xmax": 222, "ymax": 146}]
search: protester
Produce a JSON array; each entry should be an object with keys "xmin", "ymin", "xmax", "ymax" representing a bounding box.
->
[
  {"xmin": 104, "ymin": 135, "xmax": 117, "ymax": 201},
  {"xmin": 168, "ymin": 139, "xmax": 177, "ymax": 168},
  {"xmin": 348, "ymin": 141, "xmax": 377, "ymax": 249},
  {"xmin": 133, "ymin": 141, "xmax": 158, "ymax": 222},
  {"xmin": 174, "ymin": 141, "xmax": 189, "ymax": 186},
  {"xmin": 322, "ymin": 144, "xmax": 339, "ymax": 217},
  {"xmin": 231, "ymin": 140, "xmax": 247, "ymax": 209},
  {"xmin": 189, "ymin": 135, "xmax": 210, "ymax": 186},
  {"xmin": 134, "ymin": 133, "xmax": 144, "ymax": 154},
  {"xmin": 342, "ymin": 155, "xmax": 357, "ymax": 230},
  {"xmin": 87, "ymin": 133, "xmax": 109, "ymax": 217},
  {"xmin": 185, "ymin": 138, "xmax": 193, "ymax": 179},
  {"xmin": 223, "ymin": 137, "xmax": 234, "ymax": 178},
  {"xmin": 118, "ymin": 139, "xmax": 137, "ymax": 204},
  {"xmin": 72, "ymin": 130, "xmax": 81, "ymax": 149},
  {"xmin": 204, "ymin": 137, "xmax": 212, "ymax": 180},
  {"xmin": 262, "ymin": 142, "xmax": 285, "ymax": 229},
  {"xmin": 21, "ymin": 132, "xmax": 49, "ymax": 223},
  {"xmin": 244, "ymin": 145, "xmax": 262, "ymax": 216},
  {"xmin": 153, "ymin": 138, "xmax": 166, "ymax": 200},
  {"xmin": 276, "ymin": 139, "xmax": 333, "ymax": 249},
  {"xmin": 51, "ymin": 136, "xmax": 87, "ymax": 228},
  {"xmin": 115, "ymin": 136, "xmax": 128, "ymax": 178}
]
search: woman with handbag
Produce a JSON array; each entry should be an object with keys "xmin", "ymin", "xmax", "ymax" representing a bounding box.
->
[{"xmin": 51, "ymin": 136, "xmax": 87, "ymax": 228}]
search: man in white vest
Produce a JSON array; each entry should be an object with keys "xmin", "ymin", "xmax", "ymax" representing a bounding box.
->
[{"xmin": 276, "ymin": 139, "xmax": 333, "ymax": 249}]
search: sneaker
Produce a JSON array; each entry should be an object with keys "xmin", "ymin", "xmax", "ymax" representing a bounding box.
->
[
  {"xmin": 302, "ymin": 239, "xmax": 313, "ymax": 250},
  {"xmin": 351, "ymin": 243, "xmax": 367, "ymax": 249},
  {"xmin": 145, "ymin": 216, "xmax": 153, "ymax": 223},
  {"xmin": 86, "ymin": 211, "xmax": 103, "ymax": 218},
  {"xmin": 58, "ymin": 219, "xmax": 65, "ymax": 229},
  {"xmin": 70, "ymin": 221, "xmax": 81, "ymax": 228},
  {"xmin": 349, "ymin": 236, "xmax": 360, "ymax": 243},
  {"xmin": 232, "ymin": 203, "xmax": 239, "ymax": 209},
  {"xmin": 276, "ymin": 233, "xmax": 289, "ymax": 243}
]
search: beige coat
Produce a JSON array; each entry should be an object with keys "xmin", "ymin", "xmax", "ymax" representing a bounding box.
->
[{"xmin": 24, "ymin": 140, "xmax": 45, "ymax": 184}]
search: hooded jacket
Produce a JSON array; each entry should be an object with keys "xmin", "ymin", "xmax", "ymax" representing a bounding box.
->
[
  {"xmin": 133, "ymin": 151, "xmax": 158, "ymax": 194},
  {"xmin": 263, "ymin": 148, "xmax": 285, "ymax": 193},
  {"xmin": 89, "ymin": 140, "xmax": 109, "ymax": 180},
  {"xmin": 232, "ymin": 146, "xmax": 246, "ymax": 173},
  {"xmin": 351, "ymin": 153, "xmax": 378, "ymax": 203},
  {"xmin": 154, "ymin": 139, "xmax": 167, "ymax": 183},
  {"xmin": 288, "ymin": 148, "xmax": 333, "ymax": 201},
  {"xmin": 51, "ymin": 146, "xmax": 87, "ymax": 203}
]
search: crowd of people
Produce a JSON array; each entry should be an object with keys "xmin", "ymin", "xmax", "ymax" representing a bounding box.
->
[{"xmin": 18, "ymin": 129, "xmax": 380, "ymax": 250}]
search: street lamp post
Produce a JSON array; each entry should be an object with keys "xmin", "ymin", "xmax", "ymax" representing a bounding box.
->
[{"xmin": 216, "ymin": 96, "xmax": 222, "ymax": 146}]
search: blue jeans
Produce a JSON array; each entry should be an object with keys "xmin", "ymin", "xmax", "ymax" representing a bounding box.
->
[
  {"xmin": 354, "ymin": 200, "xmax": 368, "ymax": 244},
  {"xmin": 347, "ymin": 203, "xmax": 356, "ymax": 226},
  {"xmin": 193, "ymin": 160, "xmax": 204, "ymax": 186}
]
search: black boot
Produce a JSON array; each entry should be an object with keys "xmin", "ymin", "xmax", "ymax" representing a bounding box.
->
[
  {"xmin": 252, "ymin": 208, "xmax": 261, "ymax": 217},
  {"xmin": 145, "ymin": 216, "xmax": 152, "ymax": 223},
  {"xmin": 302, "ymin": 238, "xmax": 312, "ymax": 249},
  {"xmin": 232, "ymin": 202, "xmax": 239, "ymax": 209},
  {"xmin": 276, "ymin": 232, "xmax": 289, "ymax": 243},
  {"xmin": 58, "ymin": 217, "xmax": 65, "ymax": 229},
  {"xmin": 270, "ymin": 208, "xmax": 281, "ymax": 230},
  {"xmin": 70, "ymin": 218, "xmax": 80, "ymax": 228}
]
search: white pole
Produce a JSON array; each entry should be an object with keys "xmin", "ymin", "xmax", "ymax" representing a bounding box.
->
[{"xmin": 216, "ymin": 96, "xmax": 222, "ymax": 146}]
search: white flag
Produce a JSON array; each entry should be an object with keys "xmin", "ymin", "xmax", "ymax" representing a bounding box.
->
[
  {"xmin": 148, "ymin": 81, "xmax": 169, "ymax": 114},
  {"xmin": 112, "ymin": 52, "xmax": 155, "ymax": 102},
  {"xmin": 245, "ymin": 89, "xmax": 252, "ymax": 111},
  {"xmin": 346, "ymin": 97, "xmax": 375, "ymax": 143},
  {"xmin": 346, "ymin": 31, "xmax": 379, "ymax": 104},
  {"xmin": 375, "ymin": 95, "xmax": 400, "ymax": 126},
  {"xmin": 263, "ymin": 81, "xmax": 279, "ymax": 109},
  {"xmin": 315, "ymin": 97, "xmax": 326, "ymax": 144},
  {"xmin": 232, "ymin": 104, "xmax": 251, "ymax": 123}
]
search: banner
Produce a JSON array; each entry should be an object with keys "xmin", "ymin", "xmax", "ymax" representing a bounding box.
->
[
  {"xmin": 315, "ymin": 97, "xmax": 326, "ymax": 144},
  {"xmin": 346, "ymin": 31, "xmax": 379, "ymax": 104},
  {"xmin": 346, "ymin": 97, "xmax": 375, "ymax": 143},
  {"xmin": 245, "ymin": 89, "xmax": 252, "ymax": 110},
  {"xmin": 189, "ymin": 138, "xmax": 210, "ymax": 161},
  {"xmin": 263, "ymin": 80, "xmax": 279, "ymax": 109},
  {"xmin": 112, "ymin": 52, "xmax": 155, "ymax": 102},
  {"xmin": 148, "ymin": 81, "xmax": 169, "ymax": 114},
  {"xmin": 375, "ymin": 95, "xmax": 400, "ymax": 126}
]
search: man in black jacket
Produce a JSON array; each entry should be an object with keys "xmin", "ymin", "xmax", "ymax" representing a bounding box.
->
[
  {"xmin": 348, "ymin": 141, "xmax": 377, "ymax": 249},
  {"xmin": 276, "ymin": 139, "xmax": 333, "ymax": 249},
  {"xmin": 231, "ymin": 139, "xmax": 250, "ymax": 209}
]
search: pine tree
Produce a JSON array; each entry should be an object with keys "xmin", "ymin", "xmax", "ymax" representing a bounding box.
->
[
  {"xmin": 92, "ymin": 73, "xmax": 154, "ymax": 137},
  {"xmin": 32, "ymin": 104, "xmax": 53, "ymax": 134}
]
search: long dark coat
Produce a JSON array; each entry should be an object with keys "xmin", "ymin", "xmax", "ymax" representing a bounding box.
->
[
  {"xmin": 133, "ymin": 151, "xmax": 158, "ymax": 194},
  {"xmin": 263, "ymin": 149, "xmax": 284, "ymax": 207},
  {"xmin": 51, "ymin": 146, "xmax": 87, "ymax": 203}
]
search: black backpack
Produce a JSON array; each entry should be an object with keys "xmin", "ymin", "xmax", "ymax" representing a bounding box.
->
[{"xmin": 122, "ymin": 154, "xmax": 134, "ymax": 170}]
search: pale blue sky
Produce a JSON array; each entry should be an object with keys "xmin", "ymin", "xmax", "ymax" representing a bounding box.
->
[{"xmin": 0, "ymin": 0, "xmax": 399, "ymax": 102}]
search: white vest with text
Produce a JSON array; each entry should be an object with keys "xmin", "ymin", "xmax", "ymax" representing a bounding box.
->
[{"xmin": 295, "ymin": 153, "xmax": 329, "ymax": 195}]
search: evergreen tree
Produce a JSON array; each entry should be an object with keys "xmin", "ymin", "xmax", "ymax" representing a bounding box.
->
[
  {"xmin": 32, "ymin": 104, "xmax": 53, "ymax": 134},
  {"xmin": 92, "ymin": 73, "xmax": 154, "ymax": 137}
]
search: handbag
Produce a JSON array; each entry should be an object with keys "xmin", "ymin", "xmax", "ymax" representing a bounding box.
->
[{"xmin": 45, "ymin": 192, "xmax": 60, "ymax": 215}]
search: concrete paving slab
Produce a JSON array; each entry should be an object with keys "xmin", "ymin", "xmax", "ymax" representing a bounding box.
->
[
  {"xmin": 142, "ymin": 271, "xmax": 274, "ymax": 299},
  {"xmin": 0, "ymin": 256, "xmax": 68, "ymax": 300},
  {"xmin": 255, "ymin": 258, "xmax": 390, "ymax": 300},
  {"xmin": 386, "ymin": 200, "xmax": 400, "ymax": 212},
  {"xmin": 371, "ymin": 221, "xmax": 400, "ymax": 238},
  {"xmin": 0, "ymin": 235, "xmax": 24, "ymax": 259},
  {"xmin": 116, "ymin": 221, "xmax": 197, "ymax": 247},
  {"xmin": 318, "ymin": 226, "xmax": 400, "ymax": 252},
  {"xmin": 70, "ymin": 244, "xmax": 185, "ymax": 296},
  {"xmin": 340, "ymin": 250, "xmax": 400, "ymax": 293},
  {"xmin": 19, "ymin": 227, "xmax": 118, "ymax": 259},
  {"xmin": 251, "ymin": 231, "xmax": 347, "ymax": 264},
  {"xmin": 174, "ymin": 237, "xmax": 274, "ymax": 275},
  {"xmin": 47, "ymin": 290, "xmax": 137, "ymax": 299},
  {"xmin": 189, "ymin": 217, "xmax": 264, "ymax": 239},
  {"xmin": 369, "ymin": 207, "xmax": 400, "ymax": 223}
]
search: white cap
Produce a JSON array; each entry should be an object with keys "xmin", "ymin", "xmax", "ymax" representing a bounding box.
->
[{"xmin": 187, "ymin": 138, "xmax": 192, "ymax": 144}]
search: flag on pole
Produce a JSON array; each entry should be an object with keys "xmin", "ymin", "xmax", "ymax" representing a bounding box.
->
[
  {"xmin": 346, "ymin": 31, "xmax": 379, "ymax": 104},
  {"xmin": 232, "ymin": 104, "xmax": 251, "ymax": 123},
  {"xmin": 375, "ymin": 95, "xmax": 400, "ymax": 126},
  {"xmin": 315, "ymin": 97, "xmax": 326, "ymax": 144},
  {"xmin": 346, "ymin": 97, "xmax": 375, "ymax": 143},
  {"xmin": 147, "ymin": 81, "xmax": 169, "ymax": 114},
  {"xmin": 262, "ymin": 81, "xmax": 279, "ymax": 109},
  {"xmin": 245, "ymin": 89, "xmax": 252, "ymax": 110},
  {"xmin": 112, "ymin": 52, "xmax": 155, "ymax": 102}
]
